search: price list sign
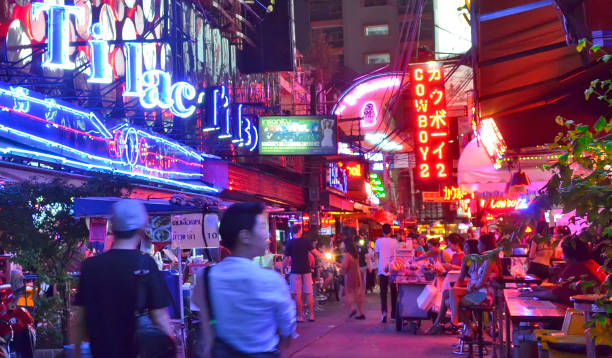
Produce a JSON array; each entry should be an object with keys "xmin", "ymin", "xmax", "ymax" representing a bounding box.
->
[{"xmin": 409, "ymin": 63, "xmax": 451, "ymax": 182}]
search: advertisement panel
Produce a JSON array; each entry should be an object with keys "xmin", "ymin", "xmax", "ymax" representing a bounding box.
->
[{"xmin": 259, "ymin": 116, "xmax": 337, "ymax": 155}]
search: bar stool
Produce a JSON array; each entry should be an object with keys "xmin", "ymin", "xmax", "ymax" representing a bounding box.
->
[{"xmin": 453, "ymin": 304, "xmax": 495, "ymax": 358}]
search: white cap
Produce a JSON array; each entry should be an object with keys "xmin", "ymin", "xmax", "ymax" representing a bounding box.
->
[{"xmin": 110, "ymin": 199, "xmax": 148, "ymax": 232}]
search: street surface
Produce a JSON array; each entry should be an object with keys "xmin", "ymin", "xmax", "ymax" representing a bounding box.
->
[{"xmin": 283, "ymin": 292, "xmax": 458, "ymax": 358}]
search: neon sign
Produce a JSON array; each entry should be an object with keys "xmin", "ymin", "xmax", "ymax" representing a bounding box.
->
[
  {"xmin": 338, "ymin": 162, "xmax": 362, "ymax": 177},
  {"xmin": 441, "ymin": 186, "xmax": 473, "ymax": 201},
  {"xmin": 0, "ymin": 83, "xmax": 217, "ymax": 193},
  {"xmin": 369, "ymin": 173, "xmax": 386, "ymax": 199},
  {"xmin": 28, "ymin": 0, "xmax": 224, "ymax": 121},
  {"xmin": 478, "ymin": 118, "xmax": 506, "ymax": 170},
  {"xmin": 481, "ymin": 198, "xmax": 530, "ymax": 211},
  {"xmin": 410, "ymin": 63, "xmax": 451, "ymax": 181}
]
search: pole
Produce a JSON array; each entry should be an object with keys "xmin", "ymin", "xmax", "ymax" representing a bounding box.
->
[
  {"xmin": 409, "ymin": 167, "xmax": 415, "ymax": 218},
  {"xmin": 176, "ymin": 247, "xmax": 186, "ymax": 358}
]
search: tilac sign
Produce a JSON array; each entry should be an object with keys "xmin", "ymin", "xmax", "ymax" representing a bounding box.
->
[{"xmin": 25, "ymin": 1, "xmax": 257, "ymax": 150}]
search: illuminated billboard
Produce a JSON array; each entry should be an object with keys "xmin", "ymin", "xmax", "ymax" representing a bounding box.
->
[
  {"xmin": 259, "ymin": 116, "xmax": 337, "ymax": 156},
  {"xmin": 433, "ymin": 0, "xmax": 471, "ymax": 59}
]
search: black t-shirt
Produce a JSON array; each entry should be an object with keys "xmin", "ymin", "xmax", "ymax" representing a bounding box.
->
[
  {"xmin": 358, "ymin": 245, "xmax": 368, "ymax": 267},
  {"xmin": 75, "ymin": 249, "xmax": 171, "ymax": 358},
  {"xmin": 284, "ymin": 238, "xmax": 313, "ymax": 274}
]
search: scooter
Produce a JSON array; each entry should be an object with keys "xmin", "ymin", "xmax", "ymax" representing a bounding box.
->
[{"xmin": 0, "ymin": 285, "xmax": 35, "ymax": 358}]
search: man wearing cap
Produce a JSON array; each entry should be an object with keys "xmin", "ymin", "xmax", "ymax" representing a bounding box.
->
[{"xmin": 71, "ymin": 199, "xmax": 172, "ymax": 358}]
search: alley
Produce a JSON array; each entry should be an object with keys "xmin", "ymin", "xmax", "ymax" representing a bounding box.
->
[{"xmin": 284, "ymin": 293, "xmax": 458, "ymax": 358}]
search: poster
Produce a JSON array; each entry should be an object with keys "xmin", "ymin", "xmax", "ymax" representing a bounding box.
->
[
  {"xmin": 171, "ymin": 213, "xmax": 205, "ymax": 249},
  {"xmin": 89, "ymin": 218, "xmax": 107, "ymax": 243},
  {"xmin": 259, "ymin": 116, "xmax": 337, "ymax": 155},
  {"xmin": 146, "ymin": 215, "xmax": 172, "ymax": 243}
]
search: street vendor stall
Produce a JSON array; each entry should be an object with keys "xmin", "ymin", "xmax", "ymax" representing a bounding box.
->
[{"xmin": 73, "ymin": 196, "xmax": 222, "ymax": 358}]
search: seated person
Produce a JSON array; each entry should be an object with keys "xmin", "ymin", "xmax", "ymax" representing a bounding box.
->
[
  {"xmin": 520, "ymin": 235, "xmax": 606, "ymax": 305},
  {"xmin": 427, "ymin": 239, "xmax": 479, "ymax": 335},
  {"xmin": 448, "ymin": 234, "xmax": 498, "ymax": 335},
  {"xmin": 415, "ymin": 238, "xmax": 452, "ymax": 264},
  {"xmin": 443, "ymin": 234, "xmax": 466, "ymax": 271}
]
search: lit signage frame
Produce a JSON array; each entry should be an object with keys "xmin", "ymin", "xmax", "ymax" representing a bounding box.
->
[
  {"xmin": 259, "ymin": 116, "xmax": 337, "ymax": 156},
  {"xmin": 410, "ymin": 63, "xmax": 451, "ymax": 182},
  {"xmin": 327, "ymin": 162, "xmax": 348, "ymax": 194}
]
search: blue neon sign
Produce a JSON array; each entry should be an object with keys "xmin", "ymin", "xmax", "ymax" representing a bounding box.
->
[{"xmin": 0, "ymin": 83, "xmax": 217, "ymax": 193}]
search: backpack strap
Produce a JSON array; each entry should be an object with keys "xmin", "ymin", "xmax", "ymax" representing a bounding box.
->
[{"xmin": 202, "ymin": 266, "xmax": 215, "ymax": 325}]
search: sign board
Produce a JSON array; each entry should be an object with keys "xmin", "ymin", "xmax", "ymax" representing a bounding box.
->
[
  {"xmin": 259, "ymin": 116, "xmax": 337, "ymax": 155},
  {"xmin": 433, "ymin": 0, "xmax": 471, "ymax": 60},
  {"xmin": 410, "ymin": 63, "xmax": 452, "ymax": 183},
  {"xmin": 422, "ymin": 191, "xmax": 446, "ymax": 203},
  {"xmin": 171, "ymin": 213, "xmax": 205, "ymax": 249},
  {"xmin": 393, "ymin": 153, "xmax": 415, "ymax": 169},
  {"xmin": 89, "ymin": 218, "xmax": 107, "ymax": 243},
  {"xmin": 327, "ymin": 162, "xmax": 348, "ymax": 194},
  {"xmin": 203, "ymin": 213, "xmax": 220, "ymax": 248}
]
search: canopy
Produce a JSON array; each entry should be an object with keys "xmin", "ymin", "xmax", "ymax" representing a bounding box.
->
[
  {"xmin": 476, "ymin": 0, "xmax": 612, "ymax": 149},
  {"xmin": 73, "ymin": 197, "xmax": 218, "ymax": 217},
  {"xmin": 457, "ymin": 138, "xmax": 551, "ymax": 193}
]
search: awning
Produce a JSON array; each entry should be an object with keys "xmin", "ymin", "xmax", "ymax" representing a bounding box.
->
[
  {"xmin": 457, "ymin": 138, "xmax": 551, "ymax": 193},
  {"xmin": 476, "ymin": 0, "xmax": 612, "ymax": 149}
]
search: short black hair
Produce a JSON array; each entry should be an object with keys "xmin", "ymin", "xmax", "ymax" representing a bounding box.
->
[
  {"xmin": 382, "ymin": 224, "xmax": 392, "ymax": 235},
  {"xmin": 556, "ymin": 226, "xmax": 571, "ymax": 236},
  {"xmin": 447, "ymin": 233, "xmax": 464, "ymax": 246},
  {"xmin": 427, "ymin": 238, "xmax": 441, "ymax": 247},
  {"xmin": 219, "ymin": 202, "xmax": 265, "ymax": 250},
  {"xmin": 113, "ymin": 229, "xmax": 140, "ymax": 240},
  {"xmin": 561, "ymin": 235, "xmax": 591, "ymax": 262},
  {"xmin": 465, "ymin": 239, "xmax": 479, "ymax": 254},
  {"xmin": 291, "ymin": 224, "xmax": 302, "ymax": 236},
  {"xmin": 479, "ymin": 233, "xmax": 496, "ymax": 251}
]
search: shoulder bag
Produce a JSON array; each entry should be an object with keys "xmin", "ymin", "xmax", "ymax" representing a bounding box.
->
[{"xmin": 133, "ymin": 254, "xmax": 177, "ymax": 358}]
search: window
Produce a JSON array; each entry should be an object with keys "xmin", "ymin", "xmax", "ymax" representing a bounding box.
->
[
  {"xmin": 364, "ymin": 24, "xmax": 389, "ymax": 36},
  {"xmin": 364, "ymin": 0, "xmax": 387, "ymax": 6},
  {"xmin": 365, "ymin": 53, "xmax": 391, "ymax": 65}
]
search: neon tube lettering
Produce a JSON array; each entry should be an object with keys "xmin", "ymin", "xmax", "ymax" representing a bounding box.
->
[
  {"xmin": 123, "ymin": 42, "xmax": 143, "ymax": 97},
  {"xmin": 32, "ymin": 1, "xmax": 84, "ymax": 70},
  {"xmin": 170, "ymin": 82, "xmax": 196, "ymax": 118},
  {"xmin": 88, "ymin": 23, "xmax": 113, "ymax": 83}
]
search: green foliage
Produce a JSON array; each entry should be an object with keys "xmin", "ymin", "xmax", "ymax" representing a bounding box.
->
[{"xmin": 0, "ymin": 173, "xmax": 132, "ymax": 346}]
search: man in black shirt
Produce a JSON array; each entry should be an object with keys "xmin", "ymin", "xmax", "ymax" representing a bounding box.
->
[
  {"xmin": 283, "ymin": 225, "xmax": 322, "ymax": 322},
  {"xmin": 72, "ymin": 199, "xmax": 172, "ymax": 358}
]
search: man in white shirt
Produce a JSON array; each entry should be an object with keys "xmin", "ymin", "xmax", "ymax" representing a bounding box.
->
[
  {"xmin": 193, "ymin": 203, "xmax": 296, "ymax": 357},
  {"xmin": 374, "ymin": 224, "xmax": 398, "ymax": 323}
]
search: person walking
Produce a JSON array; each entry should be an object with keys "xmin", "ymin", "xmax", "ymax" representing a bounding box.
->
[
  {"xmin": 356, "ymin": 236, "xmax": 369, "ymax": 294},
  {"xmin": 340, "ymin": 239, "xmax": 366, "ymax": 320},
  {"xmin": 193, "ymin": 203, "xmax": 296, "ymax": 357},
  {"xmin": 283, "ymin": 224, "xmax": 322, "ymax": 322},
  {"xmin": 71, "ymin": 199, "xmax": 173, "ymax": 358},
  {"xmin": 375, "ymin": 224, "xmax": 398, "ymax": 323}
]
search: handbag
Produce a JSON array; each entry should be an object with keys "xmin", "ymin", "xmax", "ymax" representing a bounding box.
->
[
  {"xmin": 201, "ymin": 267, "xmax": 280, "ymax": 358},
  {"xmin": 133, "ymin": 254, "xmax": 177, "ymax": 358},
  {"xmin": 417, "ymin": 284, "xmax": 440, "ymax": 311}
]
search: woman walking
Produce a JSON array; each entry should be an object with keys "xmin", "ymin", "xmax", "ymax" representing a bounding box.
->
[{"xmin": 340, "ymin": 238, "xmax": 366, "ymax": 320}]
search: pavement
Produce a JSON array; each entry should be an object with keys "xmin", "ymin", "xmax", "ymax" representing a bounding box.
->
[{"xmin": 283, "ymin": 292, "xmax": 459, "ymax": 358}]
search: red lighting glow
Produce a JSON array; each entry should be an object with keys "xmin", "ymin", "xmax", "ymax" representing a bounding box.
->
[
  {"xmin": 345, "ymin": 163, "xmax": 362, "ymax": 177},
  {"xmin": 410, "ymin": 63, "xmax": 450, "ymax": 181}
]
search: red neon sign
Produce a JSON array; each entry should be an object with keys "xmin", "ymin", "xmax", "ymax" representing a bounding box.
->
[
  {"xmin": 346, "ymin": 163, "xmax": 362, "ymax": 177},
  {"xmin": 410, "ymin": 63, "xmax": 450, "ymax": 181}
]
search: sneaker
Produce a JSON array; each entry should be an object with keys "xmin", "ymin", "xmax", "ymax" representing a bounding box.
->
[
  {"xmin": 355, "ymin": 314, "xmax": 366, "ymax": 320},
  {"xmin": 426, "ymin": 324, "xmax": 444, "ymax": 335},
  {"xmin": 381, "ymin": 312, "xmax": 387, "ymax": 323},
  {"xmin": 349, "ymin": 310, "xmax": 357, "ymax": 318}
]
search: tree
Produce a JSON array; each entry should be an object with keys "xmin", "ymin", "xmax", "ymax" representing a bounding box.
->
[{"xmin": 0, "ymin": 174, "xmax": 132, "ymax": 347}]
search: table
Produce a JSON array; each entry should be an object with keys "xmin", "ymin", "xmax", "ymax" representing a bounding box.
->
[
  {"xmin": 497, "ymin": 275, "xmax": 543, "ymax": 287},
  {"xmin": 503, "ymin": 289, "xmax": 567, "ymax": 358}
]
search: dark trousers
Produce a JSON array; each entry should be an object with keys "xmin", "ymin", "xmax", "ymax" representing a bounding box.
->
[{"xmin": 378, "ymin": 274, "xmax": 397, "ymax": 318}]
